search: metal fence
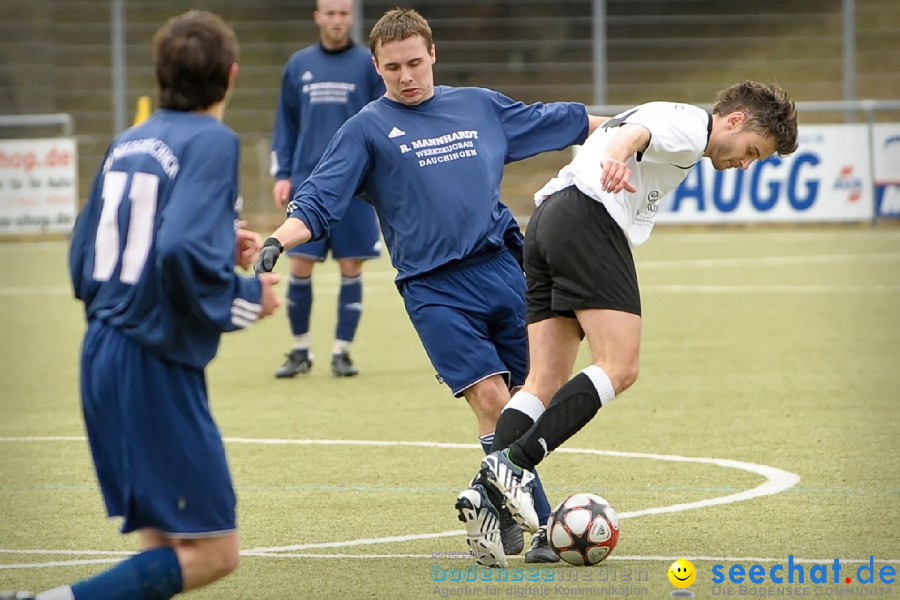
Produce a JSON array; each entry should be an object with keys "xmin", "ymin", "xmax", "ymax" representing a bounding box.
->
[{"xmin": 1, "ymin": 0, "xmax": 898, "ymax": 220}]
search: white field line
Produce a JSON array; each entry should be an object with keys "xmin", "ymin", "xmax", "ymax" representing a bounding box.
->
[
  {"xmin": 637, "ymin": 252, "xmax": 900, "ymax": 269},
  {"xmin": 3, "ymin": 554, "xmax": 899, "ymax": 569},
  {"xmin": 0, "ymin": 559, "xmax": 123, "ymax": 569},
  {"xmin": 241, "ymin": 553, "xmax": 900, "ymax": 564},
  {"xmin": 0, "ymin": 436, "xmax": 801, "ymax": 567},
  {"xmin": 4, "ymin": 283, "xmax": 897, "ymax": 297},
  {"xmin": 553, "ymin": 447, "xmax": 800, "ymax": 520},
  {"xmin": 1, "ymin": 253, "xmax": 898, "ymax": 297},
  {"xmin": 643, "ymin": 284, "xmax": 900, "ymax": 293}
]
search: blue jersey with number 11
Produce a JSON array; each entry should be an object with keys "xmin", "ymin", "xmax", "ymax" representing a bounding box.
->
[{"xmin": 69, "ymin": 110, "xmax": 263, "ymax": 369}]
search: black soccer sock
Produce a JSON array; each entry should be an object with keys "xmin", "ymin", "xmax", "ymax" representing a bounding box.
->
[
  {"xmin": 490, "ymin": 391, "xmax": 545, "ymax": 452},
  {"xmin": 507, "ymin": 368, "xmax": 615, "ymax": 471}
]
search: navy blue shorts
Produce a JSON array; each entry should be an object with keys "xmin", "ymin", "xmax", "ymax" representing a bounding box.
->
[
  {"xmin": 80, "ymin": 321, "xmax": 236, "ymax": 537},
  {"xmin": 287, "ymin": 195, "xmax": 381, "ymax": 261},
  {"xmin": 400, "ymin": 249, "xmax": 528, "ymax": 397}
]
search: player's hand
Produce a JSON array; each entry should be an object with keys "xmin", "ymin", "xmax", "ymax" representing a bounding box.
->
[
  {"xmin": 599, "ymin": 157, "xmax": 637, "ymax": 194},
  {"xmin": 273, "ymin": 179, "xmax": 292, "ymax": 209},
  {"xmin": 254, "ymin": 237, "xmax": 284, "ymax": 274},
  {"xmin": 235, "ymin": 220, "xmax": 262, "ymax": 271},
  {"xmin": 257, "ymin": 272, "xmax": 282, "ymax": 318}
]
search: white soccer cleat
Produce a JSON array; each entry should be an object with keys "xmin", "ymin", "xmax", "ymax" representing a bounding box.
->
[
  {"xmin": 455, "ymin": 483, "xmax": 508, "ymax": 568},
  {"xmin": 481, "ymin": 451, "xmax": 539, "ymax": 534}
]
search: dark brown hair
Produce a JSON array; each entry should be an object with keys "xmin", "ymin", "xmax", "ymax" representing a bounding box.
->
[
  {"xmin": 153, "ymin": 10, "xmax": 239, "ymax": 111},
  {"xmin": 713, "ymin": 81, "xmax": 798, "ymax": 156},
  {"xmin": 369, "ymin": 8, "xmax": 433, "ymax": 58}
]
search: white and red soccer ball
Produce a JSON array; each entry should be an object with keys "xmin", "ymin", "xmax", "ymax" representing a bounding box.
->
[{"xmin": 548, "ymin": 493, "xmax": 619, "ymax": 566}]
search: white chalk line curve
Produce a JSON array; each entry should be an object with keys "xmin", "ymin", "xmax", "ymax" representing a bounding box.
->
[{"xmin": 0, "ymin": 437, "xmax": 800, "ymax": 568}]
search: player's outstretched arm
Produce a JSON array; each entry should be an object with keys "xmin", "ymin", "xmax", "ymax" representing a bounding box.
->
[{"xmin": 254, "ymin": 217, "xmax": 314, "ymax": 273}]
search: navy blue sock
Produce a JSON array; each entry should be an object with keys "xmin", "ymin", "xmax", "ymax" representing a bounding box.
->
[
  {"xmin": 530, "ymin": 468, "xmax": 552, "ymax": 526},
  {"xmin": 479, "ymin": 433, "xmax": 495, "ymax": 456},
  {"xmin": 287, "ymin": 275, "xmax": 313, "ymax": 336},
  {"xmin": 71, "ymin": 547, "xmax": 182, "ymax": 600},
  {"xmin": 336, "ymin": 274, "xmax": 363, "ymax": 344}
]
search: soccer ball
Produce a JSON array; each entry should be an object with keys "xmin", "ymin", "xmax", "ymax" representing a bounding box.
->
[{"xmin": 548, "ymin": 493, "xmax": 619, "ymax": 566}]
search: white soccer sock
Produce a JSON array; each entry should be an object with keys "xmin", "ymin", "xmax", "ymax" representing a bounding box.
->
[
  {"xmin": 332, "ymin": 339, "xmax": 352, "ymax": 355},
  {"xmin": 581, "ymin": 365, "xmax": 616, "ymax": 406},
  {"xmin": 292, "ymin": 333, "xmax": 310, "ymax": 351},
  {"xmin": 502, "ymin": 390, "xmax": 546, "ymax": 421},
  {"xmin": 36, "ymin": 586, "xmax": 75, "ymax": 600}
]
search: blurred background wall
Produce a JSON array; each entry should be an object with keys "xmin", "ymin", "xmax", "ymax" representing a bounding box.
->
[{"xmin": 1, "ymin": 0, "xmax": 898, "ymax": 224}]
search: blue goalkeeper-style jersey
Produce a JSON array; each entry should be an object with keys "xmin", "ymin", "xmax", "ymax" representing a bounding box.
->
[
  {"xmin": 69, "ymin": 110, "xmax": 263, "ymax": 369},
  {"xmin": 271, "ymin": 42, "xmax": 385, "ymax": 186},
  {"xmin": 287, "ymin": 85, "xmax": 588, "ymax": 282}
]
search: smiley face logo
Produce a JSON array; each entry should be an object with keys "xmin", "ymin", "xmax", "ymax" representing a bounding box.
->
[{"xmin": 668, "ymin": 559, "xmax": 697, "ymax": 588}]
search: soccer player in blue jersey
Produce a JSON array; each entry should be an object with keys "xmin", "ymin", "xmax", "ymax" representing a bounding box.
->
[
  {"xmin": 467, "ymin": 82, "xmax": 798, "ymax": 562},
  {"xmin": 270, "ymin": 0, "xmax": 385, "ymax": 379},
  {"xmin": 1, "ymin": 11, "xmax": 281, "ymax": 600},
  {"xmin": 255, "ymin": 7, "xmax": 607, "ymax": 566}
]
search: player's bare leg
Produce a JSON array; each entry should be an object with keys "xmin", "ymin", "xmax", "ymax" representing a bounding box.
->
[
  {"xmin": 576, "ymin": 308, "xmax": 641, "ymax": 394},
  {"xmin": 139, "ymin": 529, "xmax": 240, "ymax": 591},
  {"xmin": 463, "ymin": 375, "xmax": 509, "ymax": 437},
  {"xmin": 520, "ymin": 316, "xmax": 584, "ymax": 406},
  {"xmin": 498, "ymin": 315, "xmax": 581, "ymax": 560},
  {"xmin": 485, "ymin": 311, "xmax": 639, "ymax": 536}
]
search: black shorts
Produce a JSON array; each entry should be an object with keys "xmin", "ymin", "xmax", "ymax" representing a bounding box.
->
[{"xmin": 524, "ymin": 185, "xmax": 641, "ymax": 324}]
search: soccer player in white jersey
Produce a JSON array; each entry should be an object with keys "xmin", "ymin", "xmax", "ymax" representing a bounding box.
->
[
  {"xmin": 465, "ymin": 81, "xmax": 798, "ymax": 566},
  {"xmin": 256, "ymin": 7, "xmax": 608, "ymax": 565}
]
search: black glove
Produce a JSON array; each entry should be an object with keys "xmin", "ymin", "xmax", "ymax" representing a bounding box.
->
[{"xmin": 255, "ymin": 237, "xmax": 284, "ymax": 274}]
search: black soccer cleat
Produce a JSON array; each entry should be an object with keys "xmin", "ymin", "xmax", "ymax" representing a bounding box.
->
[
  {"xmin": 331, "ymin": 352, "xmax": 358, "ymax": 377},
  {"xmin": 274, "ymin": 349, "xmax": 313, "ymax": 378},
  {"xmin": 524, "ymin": 526, "xmax": 560, "ymax": 563},
  {"xmin": 499, "ymin": 507, "xmax": 524, "ymax": 555}
]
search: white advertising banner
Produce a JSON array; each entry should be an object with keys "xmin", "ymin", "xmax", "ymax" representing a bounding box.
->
[
  {"xmin": 0, "ymin": 138, "xmax": 78, "ymax": 234},
  {"xmin": 657, "ymin": 125, "xmax": 873, "ymax": 223},
  {"xmin": 872, "ymin": 124, "xmax": 900, "ymax": 218}
]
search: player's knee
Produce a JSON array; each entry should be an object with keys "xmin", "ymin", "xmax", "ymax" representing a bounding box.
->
[
  {"xmin": 595, "ymin": 360, "xmax": 638, "ymax": 395},
  {"xmin": 338, "ymin": 259, "xmax": 363, "ymax": 277},
  {"xmin": 615, "ymin": 362, "xmax": 639, "ymax": 394},
  {"xmin": 525, "ymin": 371, "xmax": 569, "ymax": 405},
  {"xmin": 207, "ymin": 547, "xmax": 240, "ymax": 582},
  {"xmin": 465, "ymin": 379, "xmax": 509, "ymax": 421},
  {"xmin": 481, "ymin": 393, "xmax": 507, "ymax": 422},
  {"xmin": 289, "ymin": 257, "xmax": 314, "ymax": 278}
]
